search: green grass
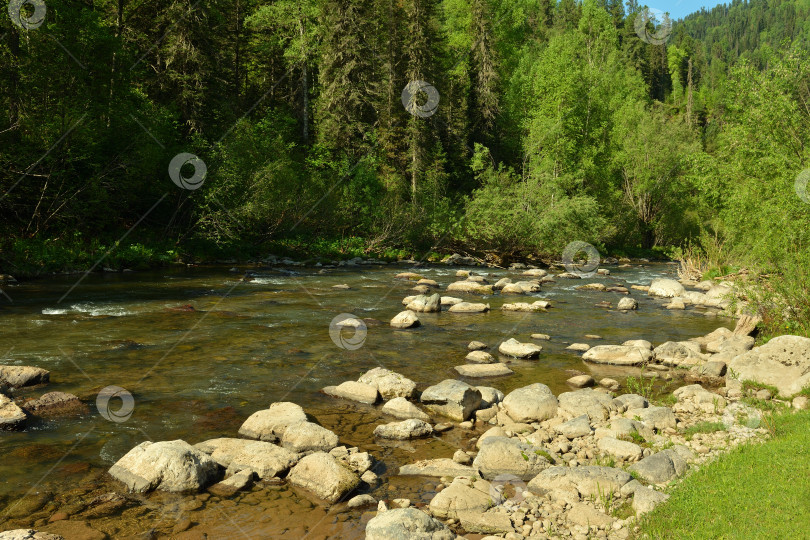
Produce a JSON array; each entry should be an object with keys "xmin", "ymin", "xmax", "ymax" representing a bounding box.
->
[
  {"xmin": 682, "ymin": 421, "xmax": 726, "ymax": 441},
  {"xmin": 637, "ymin": 409, "xmax": 810, "ymax": 539}
]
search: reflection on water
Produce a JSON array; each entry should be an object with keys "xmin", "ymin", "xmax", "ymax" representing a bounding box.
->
[{"xmin": 0, "ymin": 263, "xmax": 729, "ymax": 537}]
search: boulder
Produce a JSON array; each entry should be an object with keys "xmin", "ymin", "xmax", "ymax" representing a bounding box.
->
[
  {"xmin": 633, "ymin": 486, "xmax": 670, "ymax": 515},
  {"xmin": 457, "ymin": 510, "xmax": 515, "ymax": 534},
  {"xmin": 500, "ymin": 283, "xmax": 527, "ymax": 295},
  {"xmin": 648, "ymin": 279, "xmax": 685, "ymax": 298},
  {"xmin": 365, "ymin": 507, "xmax": 456, "ymax": 540},
  {"xmin": 467, "ymin": 341, "xmax": 487, "ymax": 350},
  {"xmin": 627, "ymin": 406, "xmax": 676, "ymax": 431},
  {"xmin": 614, "ymin": 393, "xmax": 649, "ymax": 410},
  {"xmin": 446, "ymin": 281, "xmax": 493, "ymax": 295},
  {"xmin": 734, "ymin": 314, "xmax": 762, "ymax": 336},
  {"xmin": 523, "ymin": 269, "xmax": 548, "ymax": 278},
  {"xmin": 374, "ymin": 419, "xmax": 433, "ymax": 440},
  {"xmin": 108, "ymin": 440, "xmax": 220, "ymax": 493},
  {"xmin": 0, "ymin": 395, "xmax": 27, "ymax": 430},
  {"xmin": 238, "ymin": 402, "xmax": 308, "ymax": 441},
  {"xmin": 21, "ymin": 392, "xmax": 87, "ymax": 417},
  {"xmin": 567, "ymin": 374, "xmax": 594, "ymax": 388},
  {"xmin": 567, "ymin": 503, "xmax": 615, "ymax": 528},
  {"xmin": 441, "ymin": 296, "xmax": 463, "ymax": 306},
  {"xmin": 557, "ymin": 389, "xmax": 618, "ymax": 421},
  {"xmin": 391, "ymin": 311, "xmax": 420, "ymax": 329},
  {"xmin": 597, "ymin": 437, "xmax": 643, "ymax": 461},
  {"xmin": 428, "ymin": 476, "xmax": 494, "ymax": 519},
  {"xmin": 287, "ymin": 452, "xmax": 360, "ymax": 503},
  {"xmin": 531, "ymin": 333, "xmax": 551, "ymax": 340},
  {"xmin": 502, "ymin": 383, "xmax": 558, "ymax": 423},
  {"xmin": 666, "ymin": 298, "xmax": 686, "ymax": 310},
  {"xmin": 566, "ymin": 343, "xmax": 591, "ymax": 352},
  {"xmin": 653, "ymin": 341, "xmax": 708, "ymax": 367},
  {"xmin": 528, "ymin": 466, "xmax": 632, "ymax": 498},
  {"xmin": 599, "ymin": 377, "xmax": 620, "ymax": 391},
  {"xmin": 396, "ymin": 272, "xmax": 423, "ymax": 280},
  {"xmin": 582, "ymin": 345, "xmax": 652, "ymax": 366},
  {"xmin": 624, "ymin": 339, "xmax": 653, "ymax": 350},
  {"xmin": 280, "ymin": 421, "xmax": 339, "ymax": 453},
  {"xmin": 465, "ymin": 350, "xmax": 495, "ymax": 364},
  {"xmin": 728, "ymin": 335, "xmax": 810, "ymax": 397},
  {"xmin": 417, "ymin": 279, "xmax": 439, "ymax": 288},
  {"xmin": 322, "ymin": 381, "xmax": 379, "ymax": 404},
  {"xmin": 447, "ymin": 302, "xmax": 490, "ymax": 313},
  {"xmin": 594, "ymin": 417, "xmax": 654, "ymax": 442},
  {"xmin": 406, "ymin": 294, "xmax": 441, "ymax": 313},
  {"xmin": 476, "ymin": 426, "xmax": 507, "ymax": 449},
  {"xmin": 358, "ymin": 367, "xmax": 417, "ymax": 400},
  {"xmin": 500, "ymin": 301, "xmax": 549, "ymax": 312},
  {"xmin": 473, "ymin": 437, "xmax": 551, "ymax": 481},
  {"xmin": 0, "ymin": 366, "xmax": 50, "ymax": 389},
  {"xmin": 0, "ymin": 531, "xmax": 64, "ymax": 540},
  {"xmin": 347, "ymin": 494, "xmax": 377, "ymax": 508},
  {"xmin": 476, "ymin": 386, "xmax": 505, "ymax": 407},
  {"xmin": 628, "ymin": 450, "xmax": 688, "ymax": 484},
  {"xmin": 454, "ymin": 363, "xmax": 513, "ymax": 378},
  {"xmin": 207, "ymin": 470, "xmax": 255, "ymax": 497},
  {"xmin": 493, "ymin": 277, "xmax": 512, "ymax": 290},
  {"xmin": 420, "ymin": 380, "xmax": 482, "ymax": 421},
  {"xmin": 381, "ymin": 397, "xmax": 430, "ymax": 421},
  {"xmin": 704, "ymin": 283, "xmax": 734, "ymax": 307},
  {"xmin": 498, "ymin": 338, "xmax": 542, "ymax": 359},
  {"xmin": 399, "ymin": 458, "xmax": 476, "ymax": 477},
  {"xmin": 193, "ymin": 438, "xmax": 297, "ymax": 479},
  {"xmin": 617, "ymin": 297, "xmax": 638, "ymax": 310},
  {"xmin": 555, "ymin": 414, "xmax": 593, "ymax": 439}
]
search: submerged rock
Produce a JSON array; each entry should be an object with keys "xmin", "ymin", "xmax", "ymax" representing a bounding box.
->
[
  {"xmin": 21, "ymin": 392, "xmax": 87, "ymax": 417},
  {"xmin": 381, "ymin": 397, "xmax": 430, "ymax": 421},
  {"xmin": 0, "ymin": 395, "xmax": 26, "ymax": 430}
]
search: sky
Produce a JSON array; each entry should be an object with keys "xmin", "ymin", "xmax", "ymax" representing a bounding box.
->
[{"xmin": 656, "ymin": 0, "xmax": 730, "ymax": 19}]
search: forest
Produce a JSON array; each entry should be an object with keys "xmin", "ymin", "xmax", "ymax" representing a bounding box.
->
[{"xmin": 1, "ymin": 0, "xmax": 809, "ymax": 331}]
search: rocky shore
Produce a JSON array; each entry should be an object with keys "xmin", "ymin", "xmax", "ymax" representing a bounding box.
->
[{"xmin": 2, "ymin": 261, "xmax": 809, "ymax": 539}]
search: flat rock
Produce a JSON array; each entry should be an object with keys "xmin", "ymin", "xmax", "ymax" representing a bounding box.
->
[
  {"xmin": 523, "ymin": 268, "xmax": 548, "ymax": 277},
  {"xmin": 399, "ymin": 458, "xmax": 476, "ymax": 477},
  {"xmin": 322, "ymin": 381, "xmax": 379, "ymax": 404},
  {"xmin": 628, "ymin": 449, "xmax": 688, "ymax": 484},
  {"xmin": 428, "ymin": 476, "xmax": 494, "ymax": 519},
  {"xmin": 207, "ymin": 470, "xmax": 254, "ymax": 497},
  {"xmin": 447, "ymin": 302, "xmax": 490, "ymax": 313},
  {"xmin": 21, "ymin": 392, "xmax": 87, "ymax": 417},
  {"xmin": 498, "ymin": 338, "xmax": 542, "ymax": 359},
  {"xmin": 633, "ymin": 486, "xmax": 670, "ymax": 515},
  {"xmin": 465, "ymin": 350, "xmax": 496, "ymax": 363},
  {"xmin": 557, "ymin": 389, "xmax": 618, "ymax": 421},
  {"xmin": 421, "ymin": 380, "xmax": 482, "ymax": 421},
  {"xmin": 441, "ymin": 296, "xmax": 463, "ymax": 306},
  {"xmin": 280, "ymin": 421, "xmax": 339, "ymax": 453},
  {"xmin": 238, "ymin": 402, "xmax": 308, "ymax": 441},
  {"xmin": 501, "ymin": 301, "xmax": 549, "ymax": 312},
  {"xmin": 648, "ymin": 278, "xmax": 686, "ymax": 298},
  {"xmin": 391, "ymin": 310, "xmax": 420, "ymax": 328},
  {"xmin": 446, "ymin": 281, "xmax": 493, "ymax": 295},
  {"xmin": 365, "ymin": 507, "xmax": 456, "ymax": 540},
  {"xmin": 108, "ymin": 440, "xmax": 220, "ymax": 493},
  {"xmin": 531, "ymin": 333, "xmax": 551, "ymax": 340},
  {"xmin": 374, "ymin": 419, "xmax": 433, "ymax": 440},
  {"xmin": 597, "ymin": 437, "xmax": 643, "ymax": 461},
  {"xmin": 567, "ymin": 374, "xmax": 594, "ymax": 388},
  {"xmin": 502, "ymin": 383, "xmax": 558, "ymax": 423},
  {"xmin": 358, "ymin": 367, "xmax": 417, "ymax": 400},
  {"xmin": 653, "ymin": 341, "xmax": 707, "ymax": 367},
  {"xmin": 194, "ymin": 438, "xmax": 297, "ymax": 479},
  {"xmin": 457, "ymin": 510, "xmax": 514, "ymax": 534},
  {"xmin": 473, "ymin": 437, "xmax": 552, "ymax": 481},
  {"xmin": 566, "ymin": 343, "xmax": 590, "ymax": 352},
  {"xmin": 528, "ymin": 466, "xmax": 632, "ymax": 498},
  {"xmin": 0, "ymin": 366, "xmax": 49, "ymax": 389},
  {"xmin": 567, "ymin": 502, "xmax": 615, "ymax": 528},
  {"xmin": 582, "ymin": 345, "xmax": 652, "ymax": 366},
  {"xmin": 0, "ymin": 395, "xmax": 27, "ymax": 430},
  {"xmin": 728, "ymin": 335, "xmax": 810, "ymax": 397},
  {"xmin": 555, "ymin": 414, "xmax": 593, "ymax": 439},
  {"xmin": 381, "ymin": 397, "xmax": 430, "ymax": 421},
  {"xmin": 454, "ymin": 363, "xmax": 513, "ymax": 378},
  {"xmin": 287, "ymin": 452, "xmax": 360, "ymax": 503},
  {"xmin": 396, "ymin": 272, "xmax": 423, "ymax": 280}
]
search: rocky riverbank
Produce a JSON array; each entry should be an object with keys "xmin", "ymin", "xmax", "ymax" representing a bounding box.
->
[{"xmin": 2, "ymin": 262, "xmax": 809, "ymax": 539}]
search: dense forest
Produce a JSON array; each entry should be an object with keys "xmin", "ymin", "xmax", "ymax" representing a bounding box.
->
[{"xmin": 1, "ymin": 0, "xmax": 809, "ymax": 291}]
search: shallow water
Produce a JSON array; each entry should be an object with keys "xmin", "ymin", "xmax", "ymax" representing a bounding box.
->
[{"xmin": 0, "ymin": 262, "xmax": 729, "ymax": 538}]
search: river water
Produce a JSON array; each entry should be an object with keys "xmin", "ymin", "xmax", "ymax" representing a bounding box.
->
[{"xmin": 0, "ymin": 262, "xmax": 729, "ymax": 538}]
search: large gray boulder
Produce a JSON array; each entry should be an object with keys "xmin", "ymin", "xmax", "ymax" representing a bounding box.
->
[
  {"xmin": 287, "ymin": 452, "xmax": 360, "ymax": 503},
  {"xmin": 582, "ymin": 345, "xmax": 652, "ymax": 366},
  {"xmin": 528, "ymin": 466, "xmax": 632, "ymax": 498},
  {"xmin": 0, "ymin": 395, "xmax": 26, "ymax": 430},
  {"xmin": 108, "ymin": 440, "xmax": 220, "ymax": 493},
  {"xmin": 365, "ymin": 507, "xmax": 456, "ymax": 540},
  {"xmin": 628, "ymin": 449, "xmax": 688, "ymax": 484},
  {"xmin": 653, "ymin": 341, "xmax": 707, "ymax": 367},
  {"xmin": 420, "ymin": 380, "xmax": 482, "ymax": 421},
  {"xmin": 406, "ymin": 294, "xmax": 441, "ymax": 313},
  {"xmin": 557, "ymin": 389, "xmax": 618, "ymax": 421},
  {"xmin": 502, "ymin": 383, "xmax": 558, "ymax": 423},
  {"xmin": 194, "ymin": 438, "xmax": 298, "ymax": 479},
  {"xmin": 0, "ymin": 366, "xmax": 49, "ymax": 389},
  {"xmin": 728, "ymin": 335, "xmax": 810, "ymax": 397},
  {"xmin": 238, "ymin": 402, "xmax": 307, "ymax": 441},
  {"xmin": 597, "ymin": 437, "xmax": 643, "ymax": 461},
  {"xmin": 498, "ymin": 338, "xmax": 542, "ymax": 359},
  {"xmin": 358, "ymin": 367, "xmax": 417, "ymax": 400},
  {"xmin": 473, "ymin": 437, "xmax": 552, "ymax": 481},
  {"xmin": 391, "ymin": 310, "xmax": 420, "ymax": 328},
  {"xmin": 648, "ymin": 278, "xmax": 685, "ymax": 298}
]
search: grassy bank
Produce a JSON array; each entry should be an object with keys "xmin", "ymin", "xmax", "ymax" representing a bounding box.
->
[{"xmin": 636, "ymin": 408, "xmax": 810, "ymax": 539}]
